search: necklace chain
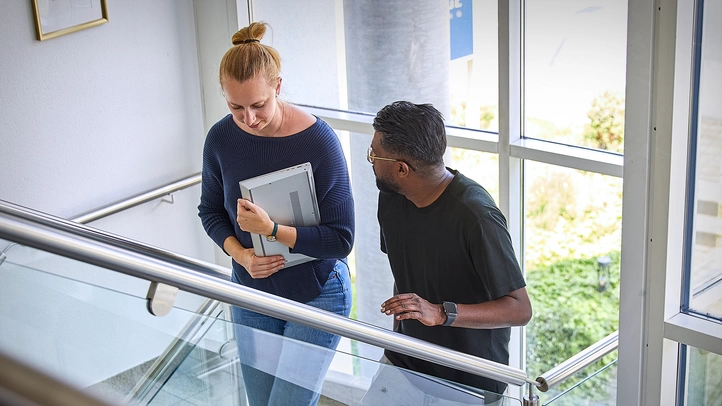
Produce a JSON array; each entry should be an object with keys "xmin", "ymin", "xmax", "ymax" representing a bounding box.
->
[{"xmin": 270, "ymin": 102, "xmax": 285, "ymax": 137}]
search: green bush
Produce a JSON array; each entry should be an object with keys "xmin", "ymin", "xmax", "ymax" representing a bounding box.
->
[
  {"xmin": 583, "ymin": 91, "xmax": 625, "ymax": 153},
  {"xmin": 526, "ymin": 251, "xmax": 620, "ymax": 402}
]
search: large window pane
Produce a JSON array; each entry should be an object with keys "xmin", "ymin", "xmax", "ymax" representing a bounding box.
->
[
  {"xmin": 255, "ymin": 0, "xmax": 498, "ymax": 133},
  {"xmin": 685, "ymin": 346, "xmax": 722, "ymax": 405},
  {"xmin": 524, "ymin": 161, "xmax": 622, "ymax": 395},
  {"xmin": 449, "ymin": 0, "xmax": 499, "ymax": 133},
  {"xmin": 687, "ymin": 0, "xmax": 722, "ymax": 320},
  {"xmin": 524, "ymin": 0, "xmax": 627, "ymax": 152}
]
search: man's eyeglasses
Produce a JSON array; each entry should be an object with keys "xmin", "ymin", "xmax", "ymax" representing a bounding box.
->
[{"xmin": 367, "ymin": 146, "xmax": 416, "ymax": 171}]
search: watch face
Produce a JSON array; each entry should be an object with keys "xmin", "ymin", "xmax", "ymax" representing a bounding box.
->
[{"xmin": 443, "ymin": 301, "xmax": 457, "ymax": 315}]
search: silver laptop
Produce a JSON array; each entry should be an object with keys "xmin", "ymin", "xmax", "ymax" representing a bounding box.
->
[{"xmin": 239, "ymin": 162, "xmax": 320, "ymax": 268}]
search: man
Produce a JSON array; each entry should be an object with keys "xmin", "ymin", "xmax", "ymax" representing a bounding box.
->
[{"xmin": 369, "ymin": 101, "xmax": 532, "ymax": 399}]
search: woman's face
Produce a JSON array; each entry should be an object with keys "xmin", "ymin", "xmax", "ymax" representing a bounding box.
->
[{"xmin": 222, "ymin": 75, "xmax": 281, "ymax": 134}]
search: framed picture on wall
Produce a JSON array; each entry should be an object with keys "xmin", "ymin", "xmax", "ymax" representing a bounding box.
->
[{"xmin": 31, "ymin": 0, "xmax": 108, "ymax": 41}]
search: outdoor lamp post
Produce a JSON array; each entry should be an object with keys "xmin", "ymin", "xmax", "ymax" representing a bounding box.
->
[{"xmin": 597, "ymin": 256, "xmax": 612, "ymax": 292}]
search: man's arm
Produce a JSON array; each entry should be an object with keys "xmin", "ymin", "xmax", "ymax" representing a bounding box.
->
[
  {"xmin": 451, "ymin": 287, "xmax": 532, "ymax": 328},
  {"xmin": 381, "ymin": 287, "xmax": 532, "ymax": 328}
]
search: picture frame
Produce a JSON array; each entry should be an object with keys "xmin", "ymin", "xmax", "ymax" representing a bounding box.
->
[{"xmin": 31, "ymin": 0, "xmax": 108, "ymax": 41}]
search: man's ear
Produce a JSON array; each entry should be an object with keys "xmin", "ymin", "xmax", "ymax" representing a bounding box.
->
[{"xmin": 397, "ymin": 162, "xmax": 411, "ymax": 178}]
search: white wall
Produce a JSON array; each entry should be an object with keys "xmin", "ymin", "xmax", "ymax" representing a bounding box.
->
[
  {"xmin": 0, "ymin": 0, "xmax": 218, "ymax": 390},
  {"xmin": 0, "ymin": 1, "xmax": 204, "ymax": 217}
]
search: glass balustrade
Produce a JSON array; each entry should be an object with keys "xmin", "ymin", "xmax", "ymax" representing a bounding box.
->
[
  {"xmin": 150, "ymin": 314, "xmax": 520, "ymax": 406},
  {"xmin": 0, "ymin": 247, "xmax": 219, "ymax": 404},
  {"xmin": 540, "ymin": 353, "xmax": 618, "ymax": 406},
  {"xmin": 0, "ymin": 241, "xmax": 520, "ymax": 405}
]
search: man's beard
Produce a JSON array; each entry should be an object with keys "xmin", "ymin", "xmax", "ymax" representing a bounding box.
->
[{"xmin": 375, "ymin": 175, "xmax": 400, "ymax": 194}]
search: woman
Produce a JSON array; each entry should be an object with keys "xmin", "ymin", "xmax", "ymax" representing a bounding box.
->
[{"xmin": 197, "ymin": 21, "xmax": 354, "ymax": 406}]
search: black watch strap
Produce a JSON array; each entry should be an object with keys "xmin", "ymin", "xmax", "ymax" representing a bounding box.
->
[
  {"xmin": 441, "ymin": 301, "xmax": 457, "ymax": 326},
  {"xmin": 266, "ymin": 222, "xmax": 278, "ymax": 242}
]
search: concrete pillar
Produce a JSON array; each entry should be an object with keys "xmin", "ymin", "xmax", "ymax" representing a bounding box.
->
[{"xmin": 342, "ymin": 0, "xmax": 450, "ymax": 368}]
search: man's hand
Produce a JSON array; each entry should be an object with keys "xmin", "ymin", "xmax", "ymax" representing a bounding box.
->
[{"xmin": 380, "ymin": 293, "xmax": 447, "ymax": 327}]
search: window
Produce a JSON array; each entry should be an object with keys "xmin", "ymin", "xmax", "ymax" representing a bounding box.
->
[
  {"xmin": 685, "ymin": 0, "xmax": 722, "ymax": 321},
  {"xmin": 524, "ymin": 0, "xmax": 627, "ymax": 152},
  {"xmin": 524, "ymin": 161, "xmax": 622, "ymax": 398},
  {"xmin": 684, "ymin": 345, "xmax": 722, "ymax": 404},
  {"xmin": 255, "ymin": 0, "xmax": 498, "ymax": 135}
]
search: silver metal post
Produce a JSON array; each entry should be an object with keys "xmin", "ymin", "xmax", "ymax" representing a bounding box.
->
[{"xmin": 523, "ymin": 382, "xmax": 540, "ymax": 406}]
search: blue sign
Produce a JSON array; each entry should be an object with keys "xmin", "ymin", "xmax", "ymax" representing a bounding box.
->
[{"xmin": 450, "ymin": 0, "xmax": 473, "ymax": 60}]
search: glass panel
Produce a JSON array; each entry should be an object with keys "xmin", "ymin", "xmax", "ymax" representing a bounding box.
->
[
  {"xmin": 253, "ymin": 0, "xmax": 499, "ymax": 133},
  {"xmin": 0, "ymin": 241, "xmax": 520, "ymax": 405},
  {"xmin": 158, "ymin": 315, "xmax": 521, "ymax": 406},
  {"xmin": 0, "ymin": 250, "xmax": 222, "ymax": 404},
  {"xmin": 449, "ymin": 0, "xmax": 499, "ymax": 133},
  {"xmin": 524, "ymin": 161, "xmax": 622, "ymax": 385},
  {"xmin": 0, "ymin": 241, "xmax": 211, "ymax": 315},
  {"xmin": 540, "ymin": 355, "xmax": 618, "ymax": 406},
  {"xmin": 145, "ymin": 312, "xmax": 242, "ymax": 406},
  {"xmin": 524, "ymin": 0, "xmax": 628, "ymax": 152},
  {"xmin": 688, "ymin": 0, "xmax": 722, "ymax": 320},
  {"xmin": 685, "ymin": 346, "xmax": 722, "ymax": 406}
]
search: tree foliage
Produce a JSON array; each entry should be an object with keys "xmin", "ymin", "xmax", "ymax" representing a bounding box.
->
[
  {"xmin": 584, "ymin": 91, "xmax": 625, "ymax": 153},
  {"xmin": 526, "ymin": 251, "xmax": 620, "ymax": 404},
  {"xmin": 450, "ymin": 100, "xmax": 497, "ymax": 130},
  {"xmin": 525, "ymin": 165, "xmax": 623, "ymax": 267}
]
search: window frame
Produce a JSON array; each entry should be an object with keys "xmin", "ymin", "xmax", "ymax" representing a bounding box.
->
[{"xmin": 218, "ymin": 1, "xmax": 722, "ymax": 403}]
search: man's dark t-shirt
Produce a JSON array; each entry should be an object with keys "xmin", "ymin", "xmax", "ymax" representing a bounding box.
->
[{"xmin": 378, "ymin": 170, "xmax": 526, "ymax": 395}]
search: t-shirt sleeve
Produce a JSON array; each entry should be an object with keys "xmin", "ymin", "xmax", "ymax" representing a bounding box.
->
[{"xmin": 469, "ymin": 208, "xmax": 526, "ymax": 300}]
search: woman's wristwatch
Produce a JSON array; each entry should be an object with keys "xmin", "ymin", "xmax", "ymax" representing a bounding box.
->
[{"xmin": 266, "ymin": 222, "xmax": 278, "ymax": 242}]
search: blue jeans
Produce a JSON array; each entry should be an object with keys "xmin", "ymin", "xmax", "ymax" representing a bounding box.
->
[{"xmin": 231, "ymin": 260, "xmax": 352, "ymax": 406}]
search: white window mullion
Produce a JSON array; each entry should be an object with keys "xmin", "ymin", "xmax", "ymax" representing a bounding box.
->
[
  {"xmin": 498, "ymin": 0, "xmax": 525, "ymax": 396},
  {"xmin": 661, "ymin": 0, "xmax": 696, "ymax": 403},
  {"xmin": 498, "ymin": 0, "xmax": 522, "ymax": 259},
  {"xmin": 665, "ymin": 314, "xmax": 722, "ymax": 356},
  {"xmin": 618, "ymin": 0, "xmax": 689, "ymax": 404},
  {"xmin": 617, "ymin": 0, "xmax": 659, "ymax": 402}
]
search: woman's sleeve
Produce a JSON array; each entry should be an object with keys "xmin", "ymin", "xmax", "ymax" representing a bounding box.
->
[
  {"xmin": 197, "ymin": 135, "xmax": 236, "ymax": 251},
  {"xmin": 291, "ymin": 131, "xmax": 355, "ymax": 259}
]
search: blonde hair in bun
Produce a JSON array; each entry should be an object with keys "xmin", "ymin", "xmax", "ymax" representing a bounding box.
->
[{"xmin": 220, "ymin": 21, "xmax": 281, "ymax": 86}]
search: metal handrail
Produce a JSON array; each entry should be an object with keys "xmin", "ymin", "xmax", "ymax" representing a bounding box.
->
[
  {"xmin": 0, "ymin": 200, "xmax": 534, "ymax": 388},
  {"xmin": 535, "ymin": 330, "xmax": 619, "ymax": 392},
  {"xmin": 0, "ymin": 200, "xmax": 230, "ymax": 281},
  {"xmin": 0, "ymin": 174, "xmax": 210, "ymax": 272},
  {"xmin": 71, "ymin": 173, "xmax": 201, "ymax": 224},
  {"xmin": 0, "ymin": 174, "xmax": 224, "ymax": 405},
  {"xmin": 0, "ymin": 168, "xmax": 623, "ymax": 395}
]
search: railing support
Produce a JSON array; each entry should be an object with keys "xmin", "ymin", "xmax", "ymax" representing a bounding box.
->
[{"xmin": 523, "ymin": 382, "xmax": 540, "ymax": 406}]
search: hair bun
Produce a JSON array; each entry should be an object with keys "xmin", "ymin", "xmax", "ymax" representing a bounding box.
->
[
  {"xmin": 235, "ymin": 38, "xmax": 260, "ymax": 45},
  {"xmin": 231, "ymin": 22, "xmax": 267, "ymax": 46}
]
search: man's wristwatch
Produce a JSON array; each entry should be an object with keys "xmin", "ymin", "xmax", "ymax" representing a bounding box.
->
[
  {"xmin": 266, "ymin": 222, "xmax": 278, "ymax": 242},
  {"xmin": 441, "ymin": 301, "xmax": 457, "ymax": 326}
]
